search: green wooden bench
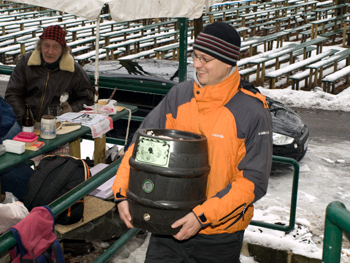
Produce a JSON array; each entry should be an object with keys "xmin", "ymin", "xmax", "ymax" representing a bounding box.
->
[
  {"xmin": 71, "ymin": 45, "xmax": 92, "ymax": 55},
  {"xmin": 0, "ymin": 26, "xmax": 38, "ymax": 42},
  {"xmin": 206, "ymin": 9, "xmax": 240, "ymax": 23},
  {"xmin": 74, "ymin": 47, "xmax": 107, "ymax": 65},
  {"xmin": 100, "ymin": 20, "xmax": 177, "ymax": 44},
  {"xmin": 66, "ymin": 20, "xmax": 121, "ymax": 41},
  {"xmin": 305, "ymin": 48, "xmax": 350, "ymax": 87},
  {"xmin": 242, "ymin": 36, "xmax": 328, "ymax": 85},
  {"xmin": 311, "ymin": 3, "xmax": 349, "ymax": 20},
  {"xmin": 321, "ymin": 64, "xmax": 350, "ymax": 93},
  {"xmin": 0, "ymin": 64, "xmax": 15, "ymax": 75},
  {"xmin": 320, "ymin": 25, "xmax": 350, "ymax": 45},
  {"xmin": 241, "ymin": 30, "xmax": 291, "ymax": 56},
  {"xmin": 284, "ymin": 23, "xmax": 312, "ymax": 41},
  {"xmin": 40, "ymin": 17, "xmax": 87, "ymax": 30},
  {"xmin": 239, "ymin": 46, "xmax": 316, "ymax": 82},
  {"xmin": 0, "ymin": 34, "xmax": 32, "ymax": 48},
  {"xmin": 265, "ymin": 49, "xmax": 339, "ymax": 89},
  {"xmin": 153, "ymin": 39, "xmax": 194, "ymax": 60},
  {"xmin": 105, "ymin": 33, "xmax": 177, "ymax": 61},
  {"xmin": 300, "ymin": 22, "xmax": 338, "ymax": 42},
  {"xmin": 0, "ymin": 5, "xmax": 38, "ymax": 15},
  {"xmin": 239, "ymin": 9, "xmax": 275, "ymax": 30},
  {"xmin": 104, "ymin": 29, "xmax": 179, "ymax": 60}
]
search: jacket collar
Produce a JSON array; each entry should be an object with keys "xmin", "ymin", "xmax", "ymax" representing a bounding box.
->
[
  {"xmin": 27, "ymin": 48, "xmax": 75, "ymax": 73},
  {"xmin": 193, "ymin": 67, "xmax": 241, "ymax": 111}
]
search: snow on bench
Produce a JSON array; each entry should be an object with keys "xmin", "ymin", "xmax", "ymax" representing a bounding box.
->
[
  {"xmin": 265, "ymin": 48, "xmax": 339, "ymax": 89},
  {"xmin": 322, "ymin": 64, "xmax": 350, "ymax": 93}
]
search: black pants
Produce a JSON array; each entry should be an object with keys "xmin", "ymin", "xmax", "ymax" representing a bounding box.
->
[
  {"xmin": 145, "ymin": 231, "xmax": 245, "ymax": 263},
  {"xmin": 1, "ymin": 163, "xmax": 33, "ymax": 201}
]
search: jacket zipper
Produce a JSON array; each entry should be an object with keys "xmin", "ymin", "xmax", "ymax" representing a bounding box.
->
[
  {"xmin": 38, "ymin": 71, "xmax": 50, "ymax": 121},
  {"xmin": 220, "ymin": 202, "xmax": 247, "ymax": 222},
  {"xmin": 224, "ymin": 203, "xmax": 249, "ymax": 230}
]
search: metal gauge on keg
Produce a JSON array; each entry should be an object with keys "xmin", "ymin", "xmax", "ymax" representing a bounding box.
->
[{"xmin": 135, "ymin": 136, "xmax": 171, "ymax": 167}]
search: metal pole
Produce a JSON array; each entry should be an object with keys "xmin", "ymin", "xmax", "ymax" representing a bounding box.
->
[
  {"xmin": 250, "ymin": 155, "xmax": 300, "ymax": 233},
  {"xmin": 93, "ymin": 228, "xmax": 140, "ymax": 263},
  {"xmin": 178, "ymin": 18, "xmax": 188, "ymax": 82},
  {"xmin": 322, "ymin": 201, "xmax": 350, "ymax": 263},
  {"xmin": 94, "ymin": 15, "xmax": 101, "ymax": 113}
]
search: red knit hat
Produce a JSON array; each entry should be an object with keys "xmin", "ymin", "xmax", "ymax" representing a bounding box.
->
[{"xmin": 40, "ymin": 25, "xmax": 67, "ymax": 47}]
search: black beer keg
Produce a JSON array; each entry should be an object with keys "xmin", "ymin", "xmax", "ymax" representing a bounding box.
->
[{"xmin": 127, "ymin": 129, "xmax": 209, "ymax": 235}]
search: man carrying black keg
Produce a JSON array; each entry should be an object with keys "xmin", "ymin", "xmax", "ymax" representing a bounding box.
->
[{"xmin": 113, "ymin": 22, "xmax": 273, "ymax": 263}]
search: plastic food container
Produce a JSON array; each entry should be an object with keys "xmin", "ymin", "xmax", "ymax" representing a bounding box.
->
[
  {"xmin": 2, "ymin": 140, "xmax": 25, "ymax": 154},
  {"xmin": 13, "ymin": 131, "xmax": 38, "ymax": 143}
]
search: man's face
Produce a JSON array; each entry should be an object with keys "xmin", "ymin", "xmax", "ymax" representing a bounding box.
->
[
  {"xmin": 193, "ymin": 50, "xmax": 233, "ymax": 86},
  {"xmin": 41, "ymin": 39, "xmax": 63, "ymax": 64}
]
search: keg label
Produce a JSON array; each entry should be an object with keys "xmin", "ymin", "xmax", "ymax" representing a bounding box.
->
[
  {"xmin": 142, "ymin": 180, "xmax": 154, "ymax": 193},
  {"xmin": 135, "ymin": 136, "xmax": 171, "ymax": 167}
]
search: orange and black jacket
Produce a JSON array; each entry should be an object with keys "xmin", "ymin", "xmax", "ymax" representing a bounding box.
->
[{"xmin": 112, "ymin": 67, "xmax": 273, "ymax": 235}]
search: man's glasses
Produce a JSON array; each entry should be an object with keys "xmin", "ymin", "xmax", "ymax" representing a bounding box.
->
[{"xmin": 191, "ymin": 52, "xmax": 216, "ymax": 65}]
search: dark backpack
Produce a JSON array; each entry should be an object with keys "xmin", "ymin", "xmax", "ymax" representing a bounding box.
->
[
  {"xmin": 22, "ymin": 155, "xmax": 91, "ymax": 225},
  {"xmin": 10, "ymin": 206, "xmax": 65, "ymax": 263}
]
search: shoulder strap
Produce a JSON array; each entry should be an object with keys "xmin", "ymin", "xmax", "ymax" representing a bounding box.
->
[
  {"xmin": 10, "ymin": 228, "xmax": 27, "ymax": 259},
  {"xmin": 50, "ymin": 239, "xmax": 65, "ymax": 263},
  {"xmin": 81, "ymin": 159, "xmax": 91, "ymax": 181},
  {"xmin": 239, "ymin": 79, "xmax": 269, "ymax": 109}
]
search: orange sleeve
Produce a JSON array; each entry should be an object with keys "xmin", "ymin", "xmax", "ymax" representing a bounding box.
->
[
  {"xmin": 112, "ymin": 144, "xmax": 135, "ymax": 200},
  {"xmin": 193, "ymin": 176, "xmax": 255, "ymax": 228}
]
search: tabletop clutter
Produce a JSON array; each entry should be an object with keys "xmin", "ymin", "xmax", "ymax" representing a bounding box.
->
[{"xmin": 0, "ymin": 99, "xmax": 118, "ymax": 155}]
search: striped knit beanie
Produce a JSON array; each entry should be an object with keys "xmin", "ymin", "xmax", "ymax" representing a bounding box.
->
[
  {"xmin": 40, "ymin": 25, "xmax": 67, "ymax": 47},
  {"xmin": 193, "ymin": 22, "xmax": 241, "ymax": 66}
]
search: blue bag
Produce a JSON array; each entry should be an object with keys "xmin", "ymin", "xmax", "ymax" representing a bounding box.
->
[{"xmin": 0, "ymin": 96, "xmax": 16, "ymax": 138}]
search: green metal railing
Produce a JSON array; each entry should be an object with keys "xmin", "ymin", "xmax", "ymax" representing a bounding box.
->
[
  {"xmin": 0, "ymin": 158, "xmax": 136, "ymax": 253},
  {"xmin": 250, "ymin": 155, "xmax": 300, "ymax": 233},
  {"xmin": 322, "ymin": 201, "xmax": 350, "ymax": 263},
  {"xmin": 0, "ymin": 155, "xmax": 299, "ymax": 259}
]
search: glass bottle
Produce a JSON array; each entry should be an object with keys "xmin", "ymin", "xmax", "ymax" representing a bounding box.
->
[{"xmin": 22, "ymin": 104, "xmax": 34, "ymax": 132}]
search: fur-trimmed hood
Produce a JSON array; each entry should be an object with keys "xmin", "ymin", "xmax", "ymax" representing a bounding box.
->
[{"xmin": 27, "ymin": 49, "xmax": 75, "ymax": 73}]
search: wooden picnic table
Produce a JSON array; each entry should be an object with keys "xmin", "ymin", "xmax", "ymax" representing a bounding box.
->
[{"xmin": 0, "ymin": 103, "xmax": 138, "ymax": 174}]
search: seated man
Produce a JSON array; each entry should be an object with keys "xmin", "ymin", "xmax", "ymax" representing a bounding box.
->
[{"xmin": 5, "ymin": 25, "xmax": 94, "ymax": 129}]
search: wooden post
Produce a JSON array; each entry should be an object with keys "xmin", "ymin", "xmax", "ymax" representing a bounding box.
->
[
  {"xmin": 69, "ymin": 138, "xmax": 81, "ymax": 158},
  {"xmin": 94, "ymin": 134, "xmax": 106, "ymax": 165}
]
